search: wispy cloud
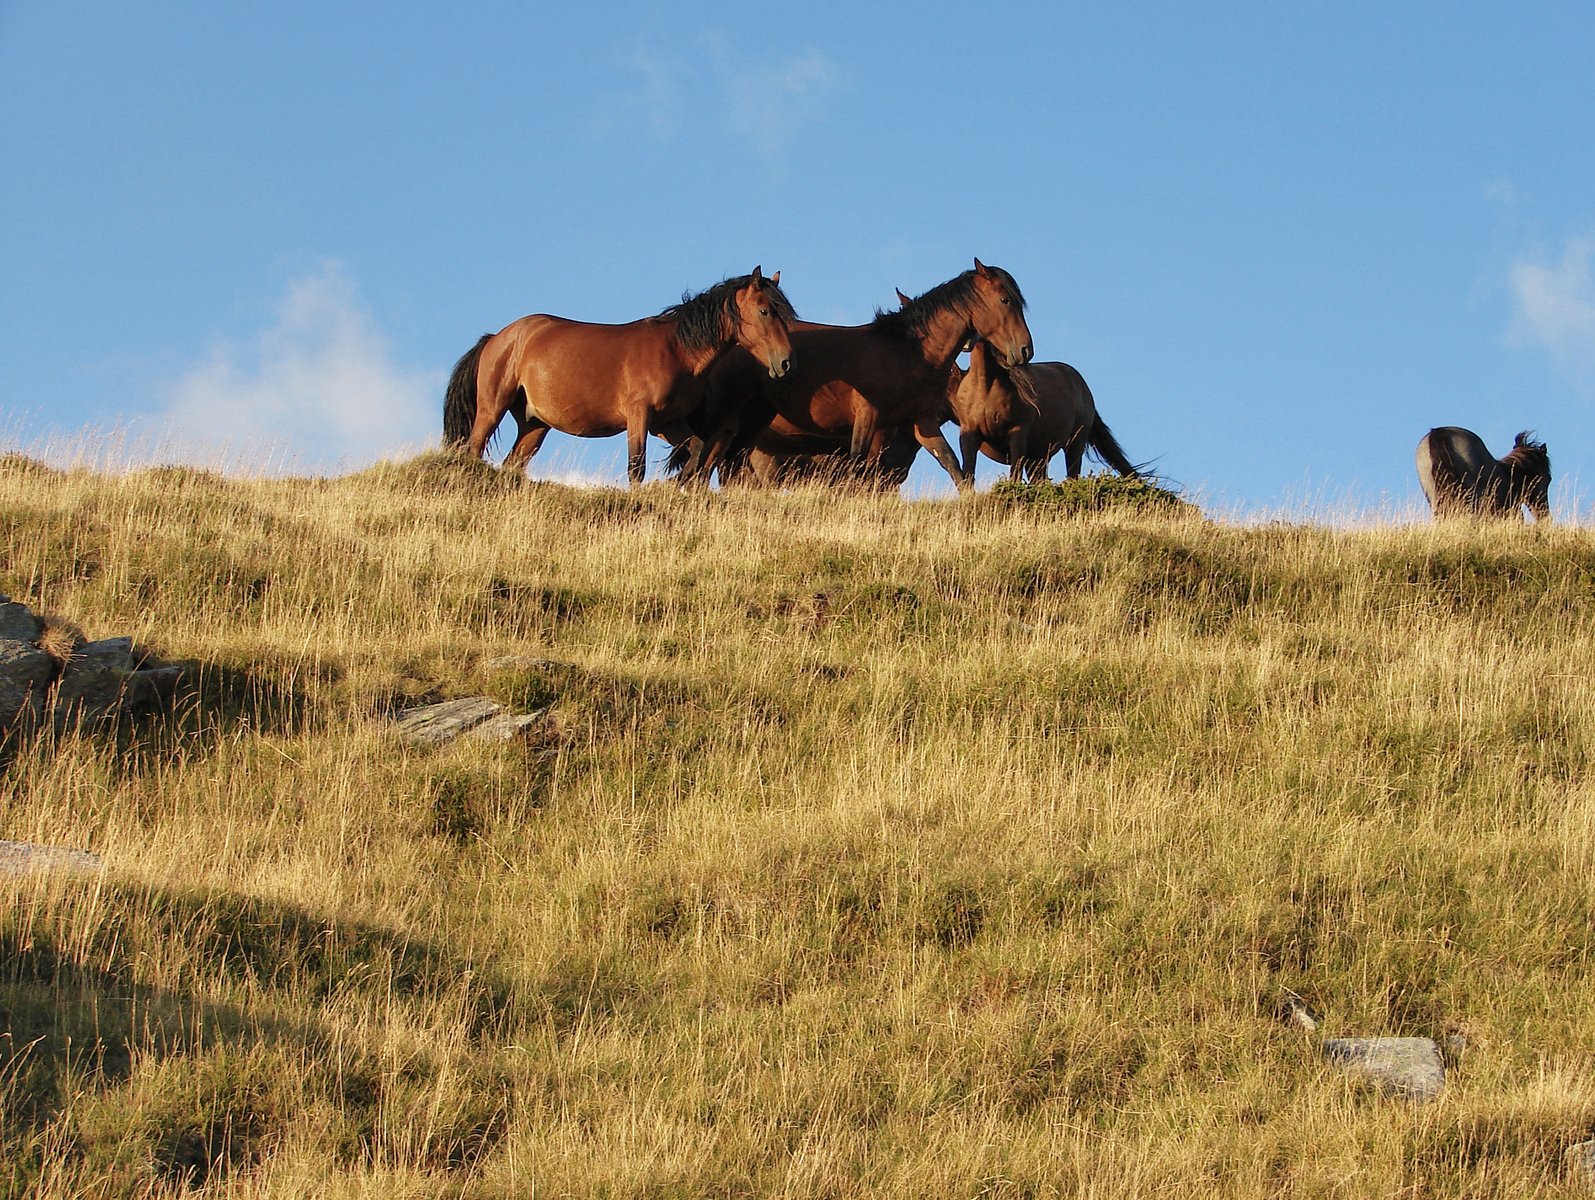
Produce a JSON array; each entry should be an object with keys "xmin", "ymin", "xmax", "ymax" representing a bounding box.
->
[
  {"xmin": 714, "ymin": 43, "xmax": 843, "ymax": 162},
  {"xmin": 1508, "ymin": 234, "xmax": 1595, "ymax": 388},
  {"xmin": 151, "ymin": 264, "xmax": 442, "ymax": 473},
  {"xmin": 602, "ymin": 32, "xmax": 844, "ymax": 164},
  {"xmin": 599, "ymin": 33, "xmax": 684, "ymax": 142}
]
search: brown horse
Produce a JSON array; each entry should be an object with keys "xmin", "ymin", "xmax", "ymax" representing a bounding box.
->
[
  {"xmin": 1415, "ymin": 427, "xmax": 1550, "ymax": 521},
  {"xmin": 443, "ymin": 269, "xmax": 795, "ymax": 484},
  {"xmin": 677, "ymin": 260, "xmax": 1032, "ymax": 490},
  {"xmin": 949, "ymin": 341, "xmax": 1139, "ymax": 484}
]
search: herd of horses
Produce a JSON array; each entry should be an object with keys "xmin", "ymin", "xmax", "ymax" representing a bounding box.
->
[{"xmin": 441, "ymin": 261, "xmax": 1554, "ymax": 521}]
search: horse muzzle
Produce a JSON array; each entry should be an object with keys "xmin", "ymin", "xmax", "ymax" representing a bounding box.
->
[
  {"xmin": 1000, "ymin": 342, "xmax": 1034, "ymax": 369},
  {"xmin": 768, "ymin": 355, "xmax": 792, "ymax": 379}
]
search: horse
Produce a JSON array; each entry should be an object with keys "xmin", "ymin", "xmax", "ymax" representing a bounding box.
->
[
  {"xmin": 442, "ymin": 269, "xmax": 795, "ymax": 485},
  {"xmin": 949, "ymin": 341, "xmax": 1139, "ymax": 484},
  {"xmin": 1415, "ymin": 427, "xmax": 1551, "ymax": 521},
  {"xmin": 674, "ymin": 259, "xmax": 1032, "ymax": 491}
]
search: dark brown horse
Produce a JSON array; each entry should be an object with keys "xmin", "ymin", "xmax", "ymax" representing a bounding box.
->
[
  {"xmin": 1415, "ymin": 427, "xmax": 1550, "ymax": 521},
  {"xmin": 676, "ymin": 260, "xmax": 1032, "ymax": 490},
  {"xmin": 949, "ymin": 341, "xmax": 1138, "ymax": 484},
  {"xmin": 443, "ymin": 269, "xmax": 795, "ymax": 484}
]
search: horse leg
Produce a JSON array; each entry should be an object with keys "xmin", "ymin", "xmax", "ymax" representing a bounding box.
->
[
  {"xmin": 655, "ymin": 421, "xmax": 706, "ymax": 488},
  {"xmin": 466, "ymin": 379, "xmax": 517, "ymax": 461},
  {"xmin": 958, "ymin": 427, "xmax": 984, "ymax": 489},
  {"xmin": 1008, "ymin": 425, "xmax": 1030, "ymax": 483},
  {"xmin": 626, "ymin": 416, "xmax": 649, "ymax": 486},
  {"xmin": 849, "ymin": 407, "xmax": 880, "ymax": 460},
  {"xmin": 914, "ymin": 417, "xmax": 969, "ymax": 492},
  {"xmin": 502, "ymin": 413, "xmax": 551, "ymax": 472},
  {"xmin": 1064, "ymin": 438, "xmax": 1086, "ymax": 480}
]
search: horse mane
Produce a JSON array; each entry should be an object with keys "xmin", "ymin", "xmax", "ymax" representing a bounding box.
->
[
  {"xmin": 1504, "ymin": 430, "xmax": 1551, "ymax": 479},
  {"xmin": 1006, "ymin": 362, "xmax": 1043, "ymax": 414},
  {"xmin": 872, "ymin": 266, "xmax": 1028, "ymax": 343},
  {"xmin": 656, "ymin": 273, "xmax": 798, "ymax": 357}
]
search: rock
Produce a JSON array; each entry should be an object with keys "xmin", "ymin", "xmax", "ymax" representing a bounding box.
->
[
  {"xmin": 74, "ymin": 637, "xmax": 141, "ymax": 672},
  {"xmin": 0, "ymin": 639, "xmax": 56, "ymax": 729},
  {"xmin": 1567, "ymin": 1140, "xmax": 1595, "ymax": 1185},
  {"xmin": 1322, "ymin": 1037, "xmax": 1445, "ymax": 1101},
  {"xmin": 53, "ymin": 640, "xmax": 180, "ymax": 722},
  {"xmin": 0, "ymin": 601, "xmax": 41, "ymax": 642},
  {"xmin": 394, "ymin": 696, "xmax": 504, "ymax": 745},
  {"xmin": 0, "ymin": 839, "xmax": 103, "ymax": 877},
  {"xmin": 468, "ymin": 712, "xmax": 548, "ymax": 742}
]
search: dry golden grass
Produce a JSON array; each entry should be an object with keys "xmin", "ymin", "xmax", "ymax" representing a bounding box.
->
[{"xmin": 3, "ymin": 450, "xmax": 1595, "ymax": 1197}]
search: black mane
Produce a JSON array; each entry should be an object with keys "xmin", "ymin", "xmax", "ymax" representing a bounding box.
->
[
  {"xmin": 872, "ymin": 265, "xmax": 1027, "ymax": 343},
  {"xmin": 657, "ymin": 273, "xmax": 798, "ymax": 357},
  {"xmin": 1506, "ymin": 430, "xmax": 1551, "ymax": 478}
]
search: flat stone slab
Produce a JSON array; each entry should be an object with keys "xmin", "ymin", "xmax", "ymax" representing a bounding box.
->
[
  {"xmin": 0, "ymin": 840, "xmax": 103, "ymax": 877},
  {"xmin": 394, "ymin": 696, "xmax": 503, "ymax": 745},
  {"xmin": 468, "ymin": 712, "xmax": 548, "ymax": 742},
  {"xmin": 1323, "ymin": 1036, "xmax": 1445, "ymax": 1101}
]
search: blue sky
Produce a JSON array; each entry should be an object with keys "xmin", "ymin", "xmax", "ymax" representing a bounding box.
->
[{"xmin": 4, "ymin": 2, "xmax": 1595, "ymax": 517}]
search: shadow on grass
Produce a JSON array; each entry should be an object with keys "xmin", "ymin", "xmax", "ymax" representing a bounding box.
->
[{"xmin": 0, "ymin": 882, "xmax": 519, "ymax": 1196}]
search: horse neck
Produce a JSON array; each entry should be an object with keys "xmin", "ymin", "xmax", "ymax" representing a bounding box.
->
[
  {"xmin": 666, "ymin": 321, "xmax": 728, "ymax": 376},
  {"xmin": 912, "ymin": 303, "xmax": 973, "ymax": 371}
]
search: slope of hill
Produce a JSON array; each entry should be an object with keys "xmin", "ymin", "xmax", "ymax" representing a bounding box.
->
[{"xmin": 3, "ymin": 453, "xmax": 1594, "ymax": 1198}]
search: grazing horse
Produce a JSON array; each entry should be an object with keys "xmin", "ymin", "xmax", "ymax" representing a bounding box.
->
[
  {"xmin": 443, "ymin": 269, "xmax": 795, "ymax": 485},
  {"xmin": 1415, "ymin": 427, "xmax": 1551, "ymax": 521},
  {"xmin": 677, "ymin": 259, "xmax": 1032, "ymax": 491},
  {"xmin": 950, "ymin": 341, "xmax": 1138, "ymax": 483}
]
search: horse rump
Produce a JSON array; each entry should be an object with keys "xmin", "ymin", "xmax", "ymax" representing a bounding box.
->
[{"xmin": 443, "ymin": 334, "xmax": 492, "ymax": 446}]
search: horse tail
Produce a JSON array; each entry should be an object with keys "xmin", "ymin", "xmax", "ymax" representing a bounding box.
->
[
  {"xmin": 1087, "ymin": 414, "xmax": 1140, "ymax": 477},
  {"xmin": 443, "ymin": 334, "xmax": 492, "ymax": 447},
  {"xmin": 664, "ymin": 439, "xmax": 698, "ymax": 479}
]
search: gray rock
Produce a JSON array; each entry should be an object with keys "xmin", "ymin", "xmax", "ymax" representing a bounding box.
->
[
  {"xmin": 1567, "ymin": 1140, "xmax": 1595, "ymax": 1184},
  {"xmin": 468, "ymin": 712, "xmax": 548, "ymax": 742},
  {"xmin": 73, "ymin": 637, "xmax": 141, "ymax": 672},
  {"xmin": 0, "ymin": 601, "xmax": 41, "ymax": 643},
  {"xmin": 0, "ymin": 839, "xmax": 103, "ymax": 877},
  {"xmin": 0, "ymin": 639, "xmax": 56, "ymax": 728},
  {"xmin": 53, "ymin": 639, "xmax": 183, "ymax": 723},
  {"xmin": 1322, "ymin": 1037, "xmax": 1445, "ymax": 1101},
  {"xmin": 394, "ymin": 696, "xmax": 503, "ymax": 745}
]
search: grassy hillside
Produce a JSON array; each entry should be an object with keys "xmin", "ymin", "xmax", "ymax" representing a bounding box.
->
[{"xmin": 3, "ymin": 452, "xmax": 1594, "ymax": 1198}]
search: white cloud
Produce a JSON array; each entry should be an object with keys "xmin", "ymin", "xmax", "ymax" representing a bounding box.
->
[
  {"xmin": 1507, "ymin": 235, "xmax": 1595, "ymax": 387},
  {"xmin": 153, "ymin": 264, "xmax": 442, "ymax": 474}
]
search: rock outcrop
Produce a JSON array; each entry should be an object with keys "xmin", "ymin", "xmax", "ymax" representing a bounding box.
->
[{"xmin": 0, "ymin": 596, "xmax": 187, "ymax": 733}]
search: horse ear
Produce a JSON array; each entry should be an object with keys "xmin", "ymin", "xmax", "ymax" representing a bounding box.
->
[
  {"xmin": 751, "ymin": 265, "xmax": 764, "ymax": 283},
  {"xmin": 769, "ymin": 270, "xmax": 779, "ymax": 286},
  {"xmin": 896, "ymin": 288, "xmax": 911, "ymax": 306},
  {"xmin": 973, "ymin": 257, "xmax": 990, "ymax": 276}
]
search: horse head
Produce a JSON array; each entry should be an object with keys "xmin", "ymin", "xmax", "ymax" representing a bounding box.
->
[
  {"xmin": 966, "ymin": 258, "xmax": 1034, "ymax": 369},
  {"xmin": 1511, "ymin": 431, "xmax": 1552, "ymax": 521},
  {"xmin": 733, "ymin": 266, "xmax": 795, "ymax": 379}
]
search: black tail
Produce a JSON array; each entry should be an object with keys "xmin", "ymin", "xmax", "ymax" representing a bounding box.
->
[
  {"xmin": 1087, "ymin": 415, "xmax": 1140, "ymax": 477},
  {"xmin": 443, "ymin": 334, "xmax": 491, "ymax": 447},
  {"xmin": 664, "ymin": 440, "xmax": 697, "ymax": 478}
]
